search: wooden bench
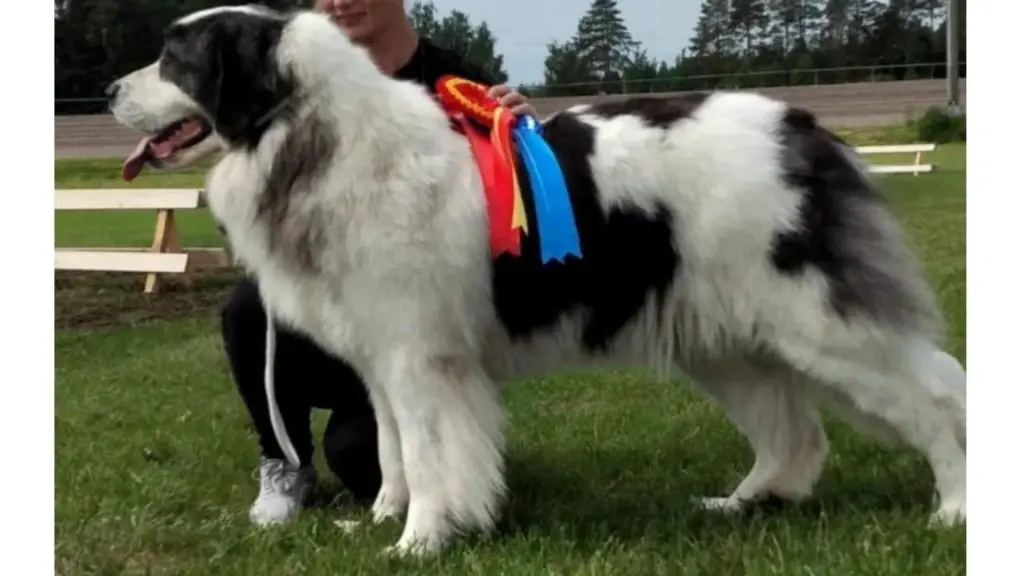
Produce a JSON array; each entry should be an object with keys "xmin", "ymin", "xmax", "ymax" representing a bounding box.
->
[
  {"xmin": 856, "ymin": 143, "xmax": 937, "ymax": 176},
  {"xmin": 54, "ymin": 188, "xmax": 231, "ymax": 293}
]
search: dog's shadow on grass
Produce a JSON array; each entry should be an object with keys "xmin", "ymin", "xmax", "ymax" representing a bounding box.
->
[
  {"xmin": 305, "ymin": 438, "xmax": 939, "ymax": 550},
  {"xmin": 490, "ymin": 441, "xmax": 939, "ymax": 548}
]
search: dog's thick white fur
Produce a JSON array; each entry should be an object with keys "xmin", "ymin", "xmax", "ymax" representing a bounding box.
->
[{"xmin": 109, "ymin": 6, "xmax": 967, "ymax": 557}]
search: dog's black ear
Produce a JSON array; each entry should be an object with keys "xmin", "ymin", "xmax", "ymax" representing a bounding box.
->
[
  {"xmin": 163, "ymin": 11, "xmax": 294, "ymax": 147},
  {"xmin": 203, "ymin": 15, "xmax": 294, "ymax": 145}
]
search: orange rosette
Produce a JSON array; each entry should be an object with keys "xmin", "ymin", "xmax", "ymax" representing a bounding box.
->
[{"xmin": 435, "ymin": 75, "xmax": 526, "ymax": 257}]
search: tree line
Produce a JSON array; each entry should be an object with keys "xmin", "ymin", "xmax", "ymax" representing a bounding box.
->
[
  {"xmin": 55, "ymin": 0, "xmax": 965, "ymax": 114},
  {"xmin": 54, "ymin": 0, "xmax": 509, "ymax": 113},
  {"xmin": 537, "ymin": 0, "xmax": 966, "ymax": 97}
]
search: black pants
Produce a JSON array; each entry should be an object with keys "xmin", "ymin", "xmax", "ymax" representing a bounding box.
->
[{"xmin": 220, "ymin": 277, "xmax": 382, "ymax": 501}]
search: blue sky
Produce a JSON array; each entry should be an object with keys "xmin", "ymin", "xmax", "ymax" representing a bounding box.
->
[{"xmin": 428, "ymin": 0, "xmax": 701, "ymax": 85}]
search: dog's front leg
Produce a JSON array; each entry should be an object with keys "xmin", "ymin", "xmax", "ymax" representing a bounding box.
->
[
  {"xmin": 366, "ymin": 386, "xmax": 409, "ymax": 524},
  {"xmin": 374, "ymin": 345, "xmax": 507, "ymax": 557}
]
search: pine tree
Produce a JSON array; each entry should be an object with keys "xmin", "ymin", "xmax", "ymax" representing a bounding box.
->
[
  {"xmin": 406, "ymin": 1, "xmax": 509, "ymax": 82},
  {"xmin": 466, "ymin": 22, "xmax": 508, "ymax": 83},
  {"xmin": 763, "ymin": 0, "xmax": 824, "ymax": 51},
  {"xmin": 914, "ymin": 0, "xmax": 945, "ymax": 28},
  {"xmin": 573, "ymin": 0, "xmax": 639, "ymax": 82},
  {"xmin": 768, "ymin": 0, "xmax": 805, "ymax": 53},
  {"xmin": 822, "ymin": 0, "xmax": 852, "ymax": 50},
  {"xmin": 408, "ymin": 0, "xmax": 440, "ymax": 37},
  {"xmin": 541, "ymin": 39, "xmax": 597, "ymax": 96},
  {"xmin": 729, "ymin": 0, "xmax": 771, "ymax": 58},
  {"xmin": 689, "ymin": 0, "xmax": 734, "ymax": 58},
  {"xmin": 621, "ymin": 46, "xmax": 661, "ymax": 93}
]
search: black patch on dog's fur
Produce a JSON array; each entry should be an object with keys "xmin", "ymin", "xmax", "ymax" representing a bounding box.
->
[
  {"xmin": 256, "ymin": 114, "xmax": 338, "ymax": 271},
  {"xmin": 490, "ymin": 110, "xmax": 682, "ymax": 352},
  {"xmin": 771, "ymin": 108, "xmax": 873, "ymax": 317},
  {"xmin": 770, "ymin": 107, "xmax": 928, "ymax": 327},
  {"xmin": 587, "ymin": 93, "xmax": 710, "ymax": 129},
  {"xmin": 160, "ymin": 8, "xmax": 295, "ymax": 147}
]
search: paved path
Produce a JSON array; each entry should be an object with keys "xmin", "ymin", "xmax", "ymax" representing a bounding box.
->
[{"xmin": 55, "ymin": 78, "xmax": 965, "ymax": 160}]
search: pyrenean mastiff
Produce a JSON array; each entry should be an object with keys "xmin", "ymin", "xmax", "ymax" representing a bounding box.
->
[{"xmin": 108, "ymin": 4, "xmax": 966, "ymax": 557}]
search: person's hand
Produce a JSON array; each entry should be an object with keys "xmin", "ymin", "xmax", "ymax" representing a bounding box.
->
[{"xmin": 488, "ymin": 84, "xmax": 536, "ymax": 117}]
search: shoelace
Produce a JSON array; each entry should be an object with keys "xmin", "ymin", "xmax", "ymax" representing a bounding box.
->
[{"xmin": 256, "ymin": 460, "xmax": 297, "ymax": 496}]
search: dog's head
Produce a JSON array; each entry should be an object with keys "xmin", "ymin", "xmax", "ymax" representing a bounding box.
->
[{"xmin": 109, "ymin": 4, "xmax": 312, "ymax": 180}]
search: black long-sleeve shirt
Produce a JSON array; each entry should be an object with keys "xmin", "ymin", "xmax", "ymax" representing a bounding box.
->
[{"xmin": 394, "ymin": 38, "xmax": 495, "ymax": 91}]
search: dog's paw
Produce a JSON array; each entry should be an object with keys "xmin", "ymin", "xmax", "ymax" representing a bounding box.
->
[
  {"xmin": 929, "ymin": 501, "xmax": 966, "ymax": 527},
  {"xmin": 371, "ymin": 484, "xmax": 409, "ymax": 524},
  {"xmin": 380, "ymin": 534, "xmax": 443, "ymax": 559},
  {"xmin": 696, "ymin": 496, "xmax": 746, "ymax": 513}
]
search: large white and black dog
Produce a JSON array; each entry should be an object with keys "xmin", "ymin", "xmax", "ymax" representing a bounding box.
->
[{"xmin": 109, "ymin": 5, "xmax": 966, "ymax": 556}]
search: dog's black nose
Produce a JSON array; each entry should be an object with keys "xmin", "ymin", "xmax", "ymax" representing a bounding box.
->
[{"xmin": 105, "ymin": 81, "xmax": 122, "ymax": 102}]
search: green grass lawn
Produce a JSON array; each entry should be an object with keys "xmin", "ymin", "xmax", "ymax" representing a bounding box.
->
[{"xmin": 54, "ymin": 143, "xmax": 966, "ymax": 575}]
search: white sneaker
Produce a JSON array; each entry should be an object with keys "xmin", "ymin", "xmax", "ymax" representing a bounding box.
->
[{"xmin": 248, "ymin": 457, "xmax": 317, "ymax": 526}]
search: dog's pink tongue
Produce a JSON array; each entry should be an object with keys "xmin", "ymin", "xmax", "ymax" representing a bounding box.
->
[{"xmin": 122, "ymin": 138, "xmax": 152, "ymax": 182}]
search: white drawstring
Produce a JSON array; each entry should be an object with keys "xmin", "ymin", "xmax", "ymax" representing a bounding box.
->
[{"xmin": 264, "ymin": 304, "xmax": 302, "ymax": 468}]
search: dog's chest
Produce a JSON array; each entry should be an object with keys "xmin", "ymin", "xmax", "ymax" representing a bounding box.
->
[
  {"xmin": 257, "ymin": 269, "xmax": 356, "ymax": 348},
  {"xmin": 203, "ymin": 161, "xmax": 359, "ymax": 350}
]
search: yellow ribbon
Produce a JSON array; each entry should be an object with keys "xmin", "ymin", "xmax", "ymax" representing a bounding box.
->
[{"xmin": 492, "ymin": 109, "xmax": 528, "ymax": 234}]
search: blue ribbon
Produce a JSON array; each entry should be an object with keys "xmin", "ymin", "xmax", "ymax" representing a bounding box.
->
[{"xmin": 511, "ymin": 116, "xmax": 582, "ymax": 263}]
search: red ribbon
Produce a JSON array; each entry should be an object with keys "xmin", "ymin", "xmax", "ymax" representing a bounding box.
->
[
  {"xmin": 435, "ymin": 75, "xmax": 522, "ymax": 257},
  {"xmin": 453, "ymin": 115, "xmax": 519, "ymax": 256}
]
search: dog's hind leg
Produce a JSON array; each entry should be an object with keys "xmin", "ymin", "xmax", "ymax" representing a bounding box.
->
[
  {"xmin": 773, "ymin": 334, "xmax": 966, "ymax": 526},
  {"xmin": 373, "ymin": 346, "xmax": 506, "ymax": 557},
  {"xmin": 690, "ymin": 359, "xmax": 829, "ymax": 512},
  {"xmin": 928, "ymin": 348, "xmax": 967, "ymax": 452}
]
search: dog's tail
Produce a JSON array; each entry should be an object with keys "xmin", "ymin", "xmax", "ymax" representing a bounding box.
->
[{"xmin": 264, "ymin": 306, "xmax": 302, "ymax": 467}]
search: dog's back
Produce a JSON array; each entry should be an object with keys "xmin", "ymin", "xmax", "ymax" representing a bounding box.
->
[{"xmin": 482, "ymin": 90, "xmax": 937, "ymax": 380}]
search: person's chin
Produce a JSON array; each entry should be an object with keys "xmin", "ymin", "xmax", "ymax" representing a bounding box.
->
[
  {"xmin": 336, "ymin": 17, "xmax": 372, "ymax": 40},
  {"xmin": 343, "ymin": 26, "xmax": 374, "ymax": 43}
]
